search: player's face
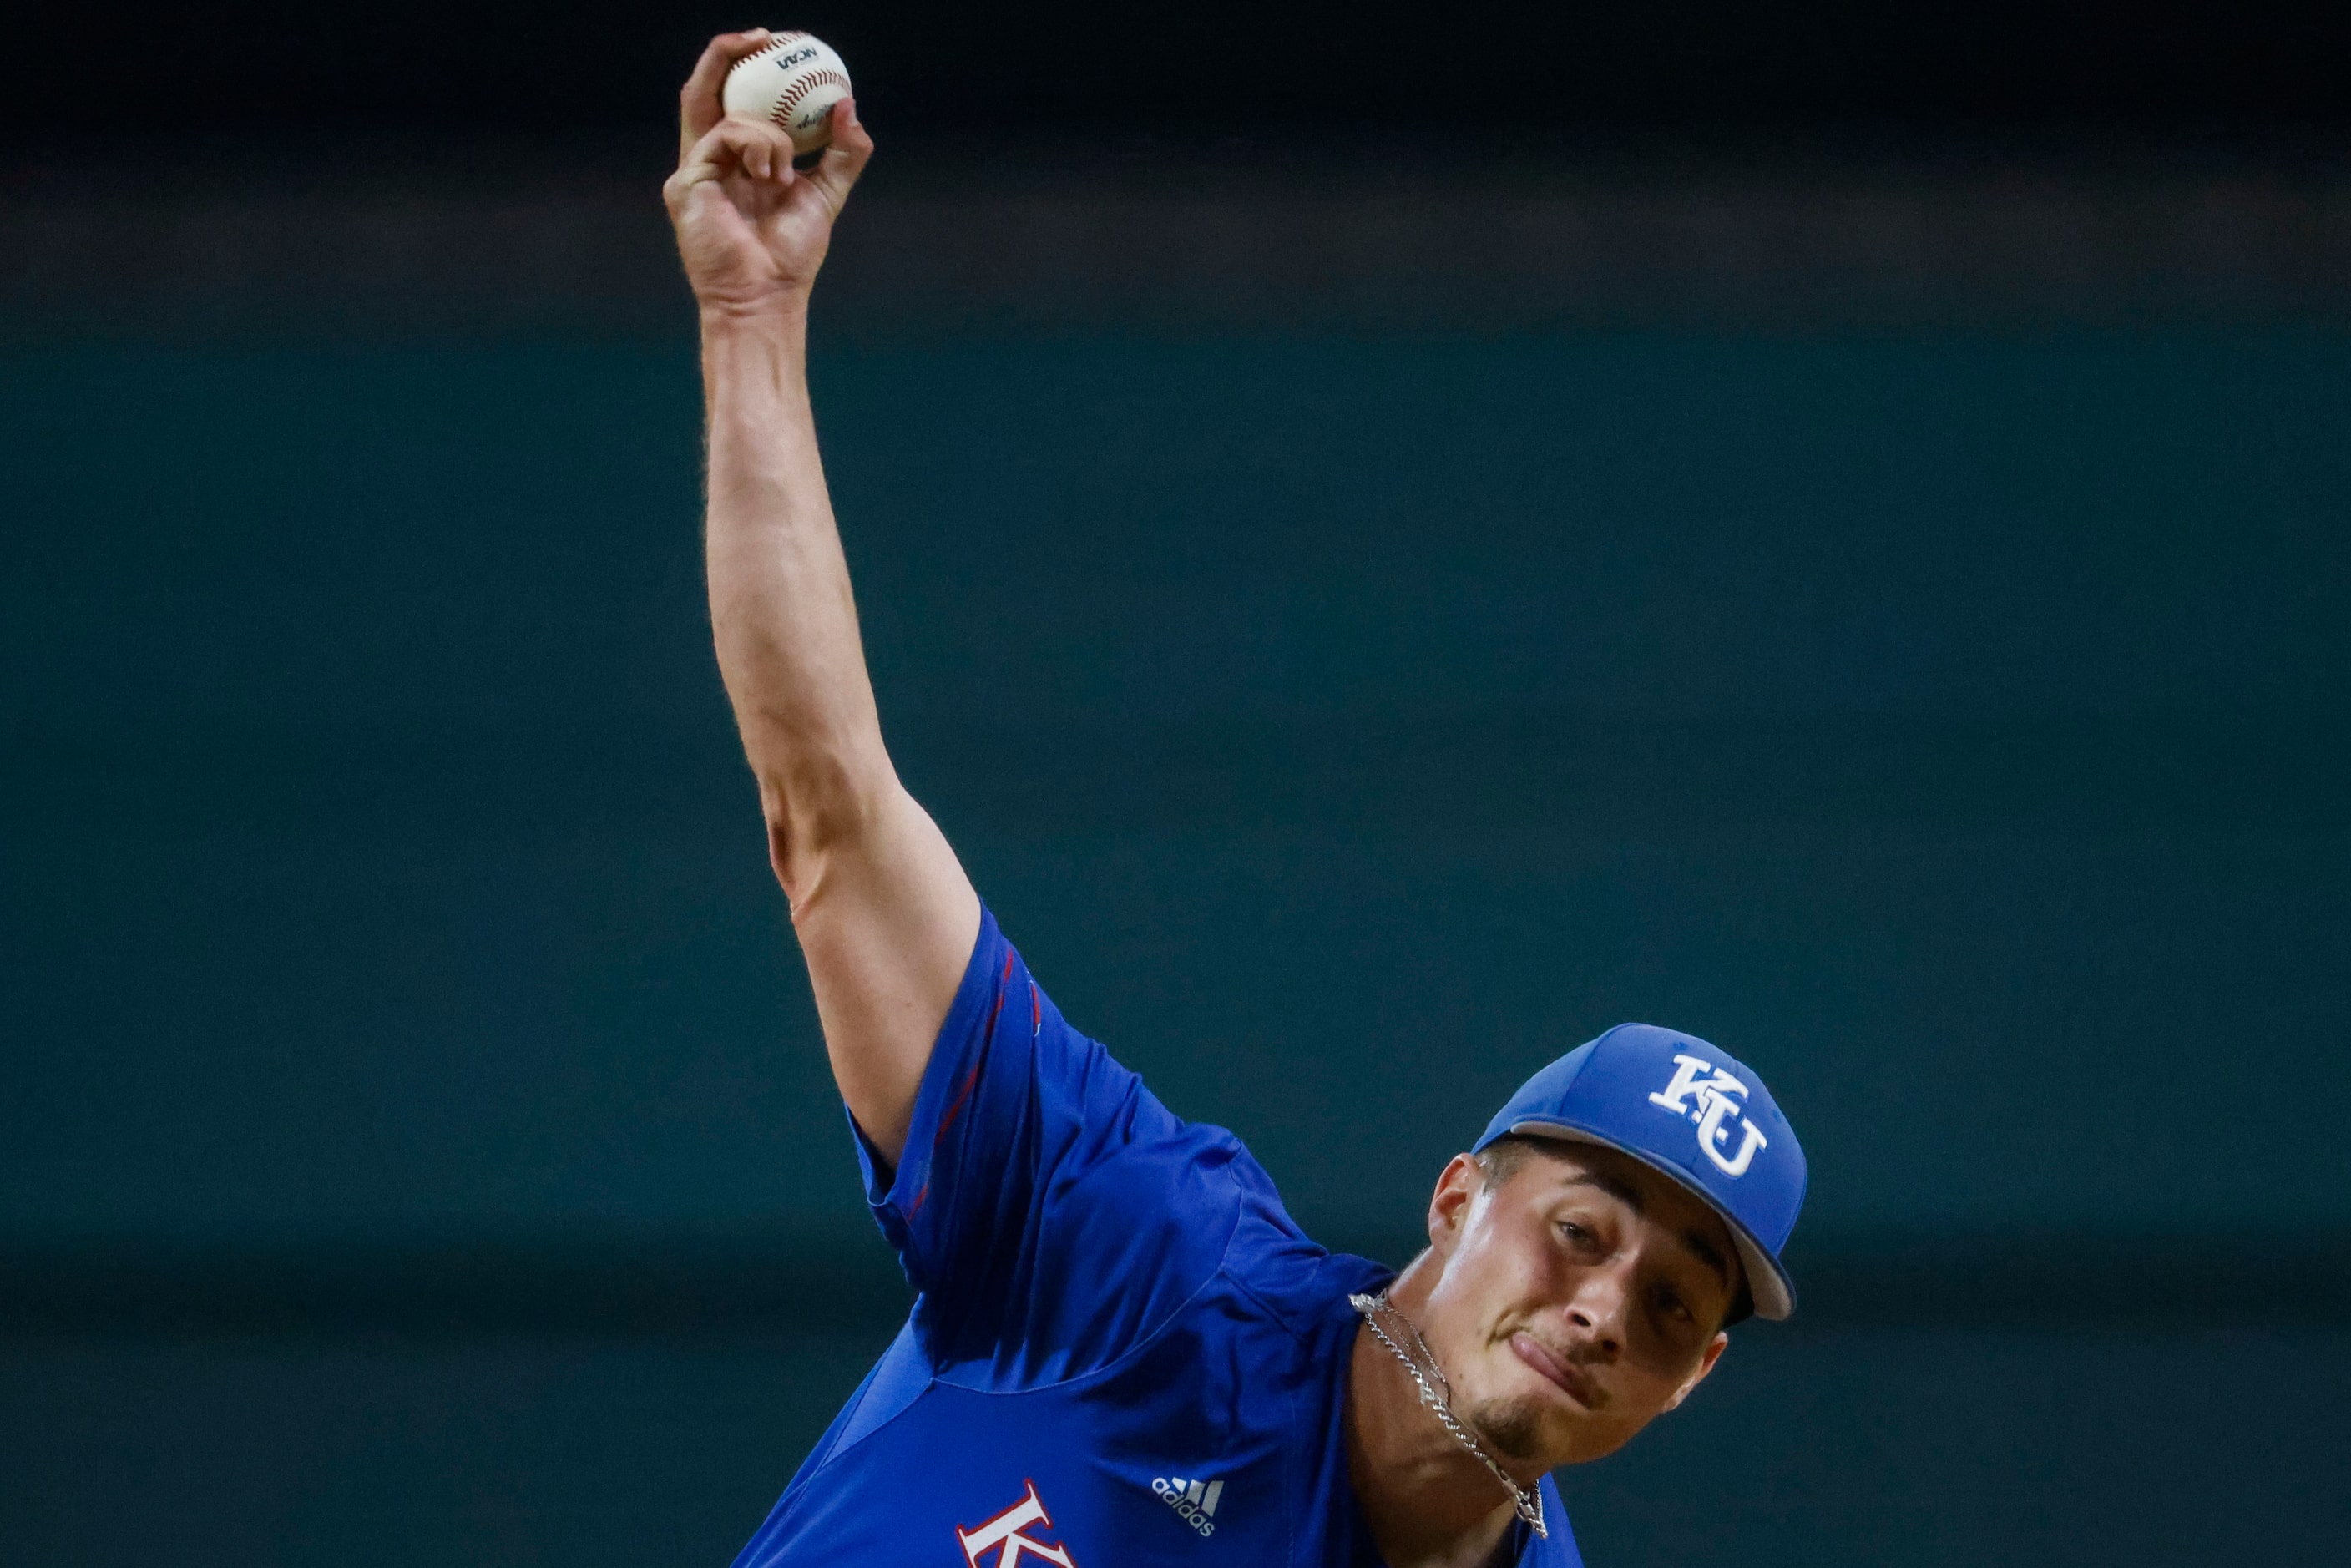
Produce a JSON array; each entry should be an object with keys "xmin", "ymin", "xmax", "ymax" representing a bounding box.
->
[{"xmin": 1417, "ymin": 1143, "xmax": 1737, "ymax": 1469}]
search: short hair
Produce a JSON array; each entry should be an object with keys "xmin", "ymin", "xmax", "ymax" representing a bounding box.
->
[{"xmin": 1473, "ymin": 1132, "xmax": 1548, "ymax": 1188}]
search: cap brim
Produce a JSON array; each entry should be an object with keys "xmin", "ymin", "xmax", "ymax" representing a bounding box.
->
[{"xmin": 1500, "ymin": 1119, "xmax": 1796, "ymax": 1322}]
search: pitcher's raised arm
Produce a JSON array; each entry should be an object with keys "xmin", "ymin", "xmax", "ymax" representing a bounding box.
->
[{"xmin": 665, "ymin": 30, "xmax": 981, "ymax": 1166}]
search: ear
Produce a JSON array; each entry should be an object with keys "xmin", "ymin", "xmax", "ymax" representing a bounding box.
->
[
  {"xmin": 1425, "ymin": 1153, "xmax": 1486, "ymax": 1258},
  {"xmin": 1662, "ymin": 1331, "xmax": 1730, "ymax": 1413}
]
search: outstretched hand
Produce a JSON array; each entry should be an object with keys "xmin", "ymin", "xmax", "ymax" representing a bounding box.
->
[{"xmin": 664, "ymin": 29, "xmax": 875, "ymax": 316}]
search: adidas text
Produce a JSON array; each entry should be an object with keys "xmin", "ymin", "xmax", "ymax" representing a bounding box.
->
[{"xmin": 1151, "ymin": 1476, "xmax": 1222, "ymax": 1537}]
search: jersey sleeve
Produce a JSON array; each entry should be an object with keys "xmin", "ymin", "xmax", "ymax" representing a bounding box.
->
[{"xmin": 850, "ymin": 906, "xmax": 1245, "ymax": 1385}]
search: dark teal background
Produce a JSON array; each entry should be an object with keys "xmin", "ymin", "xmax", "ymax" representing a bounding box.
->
[
  {"xmin": 8, "ymin": 334, "xmax": 2348, "ymax": 1241},
  {"xmin": 4, "ymin": 330, "xmax": 2348, "ymax": 1563}
]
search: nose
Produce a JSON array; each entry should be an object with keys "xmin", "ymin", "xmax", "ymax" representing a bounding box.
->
[{"xmin": 1561, "ymin": 1257, "xmax": 1636, "ymax": 1358}]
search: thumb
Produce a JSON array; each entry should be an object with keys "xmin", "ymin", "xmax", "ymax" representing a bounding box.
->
[{"xmin": 803, "ymin": 99, "xmax": 875, "ymax": 215}]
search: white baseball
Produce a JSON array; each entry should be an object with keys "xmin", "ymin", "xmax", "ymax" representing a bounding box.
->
[{"xmin": 722, "ymin": 32, "xmax": 853, "ymax": 155}]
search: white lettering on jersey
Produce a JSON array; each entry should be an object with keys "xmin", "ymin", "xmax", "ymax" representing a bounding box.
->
[{"xmin": 958, "ymin": 1480, "xmax": 1079, "ymax": 1568}]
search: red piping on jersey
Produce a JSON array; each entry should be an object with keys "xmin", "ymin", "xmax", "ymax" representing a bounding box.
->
[
  {"xmin": 912, "ymin": 950, "xmax": 1017, "ymax": 1214},
  {"xmin": 936, "ymin": 1061, "xmax": 983, "ymax": 1143}
]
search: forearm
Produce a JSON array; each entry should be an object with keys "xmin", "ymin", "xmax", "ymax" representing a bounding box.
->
[
  {"xmin": 702, "ymin": 303, "xmax": 894, "ymax": 898},
  {"xmin": 670, "ymin": 49, "xmax": 977, "ymax": 1161}
]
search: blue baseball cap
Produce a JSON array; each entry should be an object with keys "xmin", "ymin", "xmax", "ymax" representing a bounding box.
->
[{"xmin": 1473, "ymin": 1024, "xmax": 1807, "ymax": 1322}]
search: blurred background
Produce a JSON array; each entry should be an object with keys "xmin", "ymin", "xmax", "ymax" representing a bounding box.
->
[{"xmin": 4, "ymin": 3, "xmax": 2348, "ymax": 1564}]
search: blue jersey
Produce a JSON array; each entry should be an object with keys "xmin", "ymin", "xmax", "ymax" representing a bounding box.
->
[{"xmin": 733, "ymin": 909, "xmax": 1583, "ymax": 1568}]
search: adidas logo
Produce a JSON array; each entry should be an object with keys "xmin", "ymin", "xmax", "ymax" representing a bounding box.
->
[{"xmin": 1150, "ymin": 1476, "xmax": 1224, "ymax": 1537}]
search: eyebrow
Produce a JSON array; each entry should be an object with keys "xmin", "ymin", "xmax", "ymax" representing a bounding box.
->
[
  {"xmin": 1560, "ymin": 1173, "xmax": 1734, "ymax": 1292},
  {"xmin": 1562, "ymin": 1171, "xmax": 1647, "ymax": 1212},
  {"xmin": 1676, "ymin": 1228, "xmax": 1732, "ymax": 1292}
]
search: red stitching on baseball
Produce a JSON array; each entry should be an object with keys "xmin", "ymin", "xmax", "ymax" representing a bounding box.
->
[{"xmin": 771, "ymin": 68, "xmax": 848, "ymax": 129}]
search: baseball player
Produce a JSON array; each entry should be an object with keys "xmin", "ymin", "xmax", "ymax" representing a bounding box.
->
[{"xmin": 663, "ymin": 30, "xmax": 1809, "ymax": 1568}]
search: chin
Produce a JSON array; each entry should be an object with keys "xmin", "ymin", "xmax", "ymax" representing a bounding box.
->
[
  {"xmin": 1471, "ymin": 1380, "xmax": 1641, "ymax": 1471},
  {"xmin": 1468, "ymin": 1393, "xmax": 1578, "ymax": 1469}
]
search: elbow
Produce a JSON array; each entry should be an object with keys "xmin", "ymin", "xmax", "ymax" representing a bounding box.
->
[{"xmin": 759, "ymin": 756, "xmax": 892, "ymax": 912}]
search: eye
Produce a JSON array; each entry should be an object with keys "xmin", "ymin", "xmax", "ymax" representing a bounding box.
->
[
  {"xmin": 1557, "ymin": 1220, "xmax": 1596, "ymax": 1250},
  {"xmin": 1655, "ymin": 1286, "xmax": 1694, "ymax": 1323}
]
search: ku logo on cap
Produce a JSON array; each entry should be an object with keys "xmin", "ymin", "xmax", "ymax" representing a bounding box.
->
[{"xmin": 1648, "ymin": 1053, "xmax": 1769, "ymax": 1177}]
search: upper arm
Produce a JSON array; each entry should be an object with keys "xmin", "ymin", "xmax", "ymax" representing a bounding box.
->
[{"xmin": 777, "ymin": 778, "xmax": 983, "ymax": 1168}]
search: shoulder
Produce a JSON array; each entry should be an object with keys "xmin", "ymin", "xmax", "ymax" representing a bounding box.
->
[
  {"xmin": 1216, "ymin": 1167, "xmax": 1395, "ymax": 1347},
  {"xmin": 922, "ymin": 1114, "xmax": 1288, "ymax": 1387}
]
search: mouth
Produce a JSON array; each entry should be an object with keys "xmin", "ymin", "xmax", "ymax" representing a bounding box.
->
[{"xmin": 1509, "ymin": 1331, "xmax": 1604, "ymax": 1410}]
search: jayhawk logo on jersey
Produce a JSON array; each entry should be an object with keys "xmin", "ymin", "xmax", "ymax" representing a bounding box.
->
[{"xmin": 958, "ymin": 1482, "xmax": 1079, "ymax": 1568}]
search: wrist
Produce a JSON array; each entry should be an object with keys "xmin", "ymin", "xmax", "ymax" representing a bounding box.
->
[
  {"xmin": 698, "ymin": 289, "xmax": 813, "ymax": 338},
  {"xmin": 700, "ymin": 293, "xmax": 813, "ymax": 407}
]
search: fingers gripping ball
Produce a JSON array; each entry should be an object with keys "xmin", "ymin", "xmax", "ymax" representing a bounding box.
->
[{"xmin": 723, "ymin": 32, "xmax": 852, "ymax": 154}]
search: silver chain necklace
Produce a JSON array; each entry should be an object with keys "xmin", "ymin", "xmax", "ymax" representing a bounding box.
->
[{"xmin": 1350, "ymin": 1289, "xmax": 1548, "ymax": 1538}]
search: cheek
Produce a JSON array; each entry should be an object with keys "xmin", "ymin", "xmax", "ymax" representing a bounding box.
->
[
  {"xmin": 1621, "ymin": 1351, "xmax": 1691, "ymax": 1404},
  {"xmin": 1434, "ymin": 1216, "xmax": 1566, "ymax": 1350},
  {"xmin": 1619, "ymin": 1335, "xmax": 1713, "ymax": 1411},
  {"xmin": 1622, "ymin": 1313, "xmax": 1713, "ymax": 1379},
  {"xmin": 1547, "ymin": 1360, "xmax": 1696, "ymax": 1462}
]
